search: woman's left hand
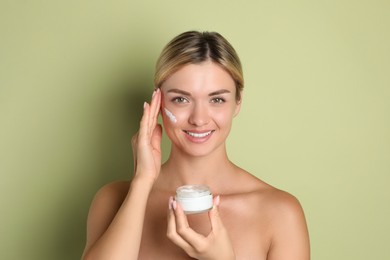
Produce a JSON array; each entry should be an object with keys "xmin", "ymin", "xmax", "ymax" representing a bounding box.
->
[{"xmin": 167, "ymin": 196, "xmax": 235, "ymax": 260}]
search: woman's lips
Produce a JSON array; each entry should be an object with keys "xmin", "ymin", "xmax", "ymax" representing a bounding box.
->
[
  {"xmin": 184, "ymin": 130, "xmax": 213, "ymax": 138},
  {"xmin": 183, "ymin": 130, "xmax": 214, "ymax": 142}
]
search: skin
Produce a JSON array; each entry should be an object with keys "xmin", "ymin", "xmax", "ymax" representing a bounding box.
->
[{"xmin": 82, "ymin": 61, "xmax": 310, "ymax": 260}]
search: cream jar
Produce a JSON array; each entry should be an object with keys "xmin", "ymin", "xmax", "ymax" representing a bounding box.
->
[{"xmin": 175, "ymin": 185, "xmax": 213, "ymax": 214}]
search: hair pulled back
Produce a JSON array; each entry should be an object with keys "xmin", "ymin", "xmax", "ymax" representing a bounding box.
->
[{"xmin": 154, "ymin": 31, "xmax": 244, "ymax": 101}]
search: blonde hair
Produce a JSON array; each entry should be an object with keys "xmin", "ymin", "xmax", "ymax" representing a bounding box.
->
[{"xmin": 154, "ymin": 31, "xmax": 244, "ymax": 101}]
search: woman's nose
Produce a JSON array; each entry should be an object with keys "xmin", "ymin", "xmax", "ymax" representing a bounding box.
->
[{"xmin": 188, "ymin": 104, "xmax": 209, "ymax": 126}]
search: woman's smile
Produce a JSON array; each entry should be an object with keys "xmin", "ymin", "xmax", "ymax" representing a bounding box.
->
[
  {"xmin": 184, "ymin": 130, "xmax": 213, "ymax": 138},
  {"xmin": 183, "ymin": 130, "xmax": 215, "ymax": 143}
]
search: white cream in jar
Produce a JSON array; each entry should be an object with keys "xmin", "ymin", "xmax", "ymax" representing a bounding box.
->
[{"xmin": 175, "ymin": 185, "xmax": 213, "ymax": 214}]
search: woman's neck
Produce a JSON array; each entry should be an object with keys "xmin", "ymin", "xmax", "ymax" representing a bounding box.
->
[{"xmin": 158, "ymin": 145, "xmax": 236, "ymax": 190}]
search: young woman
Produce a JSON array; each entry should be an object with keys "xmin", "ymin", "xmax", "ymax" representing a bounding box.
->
[{"xmin": 82, "ymin": 31, "xmax": 310, "ymax": 260}]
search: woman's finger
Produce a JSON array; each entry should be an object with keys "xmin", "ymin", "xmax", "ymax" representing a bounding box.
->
[
  {"xmin": 151, "ymin": 124, "xmax": 162, "ymax": 151},
  {"xmin": 208, "ymin": 195, "xmax": 223, "ymax": 231},
  {"xmin": 131, "ymin": 131, "xmax": 139, "ymax": 172},
  {"xmin": 166, "ymin": 198, "xmax": 193, "ymax": 251},
  {"xmin": 148, "ymin": 88, "xmax": 161, "ymax": 131},
  {"xmin": 138, "ymin": 101, "xmax": 150, "ymax": 142},
  {"xmin": 174, "ymin": 202, "xmax": 206, "ymax": 249}
]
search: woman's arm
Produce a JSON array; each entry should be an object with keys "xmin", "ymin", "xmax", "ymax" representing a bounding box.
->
[
  {"xmin": 267, "ymin": 193, "xmax": 310, "ymax": 260},
  {"xmin": 82, "ymin": 89, "xmax": 162, "ymax": 260},
  {"xmin": 82, "ymin": 177, "xmax": 155, "ymax": 260}
]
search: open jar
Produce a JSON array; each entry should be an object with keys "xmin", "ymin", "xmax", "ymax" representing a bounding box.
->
[{"xmin": 175, "ymin": 185, "xmax": 213, "ymax": 214}]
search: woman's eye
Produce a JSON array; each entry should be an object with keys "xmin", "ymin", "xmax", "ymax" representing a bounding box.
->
[
  {"xmin": 211, "ymin": 97, "xmax": 225, "ymax": 104},
  {"xmin": 172, "ymin": 97, "xmax": 188, "ymax": 103}
]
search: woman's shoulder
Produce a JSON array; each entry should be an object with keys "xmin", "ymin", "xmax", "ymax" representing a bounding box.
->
[
  {"xmin": 236, "ymin": 171, "xmax": 310, "ymax": 257},
  {"xmin": 258, "ymin": 186, "xmax": 305, "ymax": 218},
  {"xmin": 231, "ymin": 168, "xmax": 305, "ymax": 219},
  {"xmin": 231, "ymin": 170, "xmax": 310, "ymax": 258},
  {"xmin": 82, "ymin": 181, "xmax": 135, "ymax": 257},
  {"xmin": 93, "ymin": 180, "xmax": 130, "ymax": 204},
  {"xmin": 97, "ymin": 180, "xmax": 131, "ymax": 192},
  {"xmin": 228, "ymin": 170, "xmax": 310, "ymax": 258},
  {"xmin": 86, "ymin": 181, "xmax": 131, "ymax": 219}
]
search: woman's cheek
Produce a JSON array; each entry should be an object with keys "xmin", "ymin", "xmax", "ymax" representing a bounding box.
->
[
  {"xmin": 164, "ymin": 107, "xmax": 190, "ymax": 126},
  {"xmin": 163, "ymin": 107, "xmax": 177, "ymax": 123},
  {"xmin": 214, "ymin": 109, "xmax": 231, "ymax": 124}
]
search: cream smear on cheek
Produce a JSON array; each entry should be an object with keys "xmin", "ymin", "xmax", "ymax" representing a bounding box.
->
[{"xmin": 164, "ymin": 108, "xmax": 177, "ymax": 123}]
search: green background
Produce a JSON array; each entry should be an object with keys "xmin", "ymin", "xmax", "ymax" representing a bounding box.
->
[{"xmin": 1, "ymin": 0, "xmax": 389, "ymax": 259}]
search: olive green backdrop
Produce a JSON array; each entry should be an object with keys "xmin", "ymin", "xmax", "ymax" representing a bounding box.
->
[{"xmin": 1, "ymin": 0, "xmax": 389, "ymax": 259}]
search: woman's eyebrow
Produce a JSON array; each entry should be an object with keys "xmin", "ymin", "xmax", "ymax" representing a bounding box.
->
[
  {"xmin": 166, "ymin": 89, "xmax": 191, "ymax": 96},
  {"xmin": 166, "ymin": 88, "xmax": 231, "ymax": 96},
  {"xmin": 209, "ymin": 89, "xmax": 231, "ymax": 96}
]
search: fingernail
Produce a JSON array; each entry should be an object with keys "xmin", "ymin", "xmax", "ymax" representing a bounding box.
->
[
  {"xmin": 215, "ymin": 195, "xmax": 220, "ymax": 206},
  {"xmin": 168, "ymin": 196, "xmax": 173, "ymax": 210},
  {"xmin": 172, "ymin": 200, "xmax": 177, "ymax": 210},
  {"xmin": 143, "ymin": 102, "xmax": 147, "ymax": 108},
  {"xmin": 152, "ymin": 89, "xmax": 157, "ymax": 98}
]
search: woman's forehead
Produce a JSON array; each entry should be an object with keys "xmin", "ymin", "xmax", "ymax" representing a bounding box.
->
[{"xmin": 161, "ymin": 62, "xmax": 236, "ymax": 94}]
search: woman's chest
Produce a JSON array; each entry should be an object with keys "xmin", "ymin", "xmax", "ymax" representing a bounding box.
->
[{"xmin": 138, "ymin": 195, "xmax": 271, "ymax": 260}]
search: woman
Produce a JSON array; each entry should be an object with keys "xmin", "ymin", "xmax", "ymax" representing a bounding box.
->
[{"xmin": 82, "ymin": 31, "xmax": 310, "ymax": 260}]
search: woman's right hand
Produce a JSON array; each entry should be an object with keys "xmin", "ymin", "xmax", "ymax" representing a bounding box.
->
[
  {"xmin": 167, "ymin": 196, "xmax": 235, "ymax": 260},
  {"xmin": 131, "ymin": 88, "xmax": 162, "ymax": 183}
]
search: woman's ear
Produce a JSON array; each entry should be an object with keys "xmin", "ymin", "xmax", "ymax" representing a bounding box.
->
[{"xmin": 233, "ymin": 91, "xmax": 243, "ymax": 117}]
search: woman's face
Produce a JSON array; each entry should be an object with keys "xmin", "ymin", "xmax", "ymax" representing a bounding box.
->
[{"xmin": 160, "ymin": 61, "xmax": 241, "ymax": 157}]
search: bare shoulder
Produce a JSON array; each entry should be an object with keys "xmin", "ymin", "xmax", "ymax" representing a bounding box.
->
[
  {"xmin": 87, "ymin": 180, "xmax": 131, "ymax": 228},
  {"xmin": 93, "ymin": 180, "xmax": 130, "ymax": 204},
  {"xmin": 264, "ymin": 189, "xmax": 310, "ymax": 259},
  {"xmin": 241, "ymin": 170, "xmax": 309, "ymax": 259},
  {"xmin": 232, "ymin": 167, "xmax": 305, "ymax": 217},
  {"xmin": 262, "ymin": 186, "xmax": 305, "ymax": 218},
  {"xmin": 83, "ymin": 181, "xmax": 130, "ymax": 255},
  {"xmin": 230, "ymin": 169, "xmax": 310, "ymax": 259}
]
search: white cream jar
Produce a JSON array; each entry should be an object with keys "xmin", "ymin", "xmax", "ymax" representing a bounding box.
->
[{"xmin": 175, "ymin": 185, "xmax": 213, "ymax": 214}]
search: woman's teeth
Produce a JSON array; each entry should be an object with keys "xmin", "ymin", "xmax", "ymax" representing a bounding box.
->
[{"xmin": 185, "ymin": 131, "xmax": 213, "ymax": 138}]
